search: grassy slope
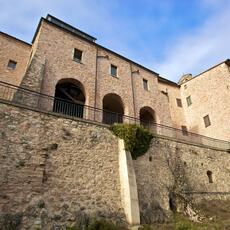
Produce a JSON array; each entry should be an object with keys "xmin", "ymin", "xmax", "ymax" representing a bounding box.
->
[{"xmin": 143, "ymin": 200, "xmax": 230, "ymax": 230}]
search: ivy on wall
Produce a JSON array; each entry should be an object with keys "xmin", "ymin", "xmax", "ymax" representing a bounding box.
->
[{"xmin": 110, "ymin": 124, "xmax": 153, "ymax": 159}]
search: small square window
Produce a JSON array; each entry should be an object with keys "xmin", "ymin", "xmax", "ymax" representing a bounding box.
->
[
  {"xmin": 203, "ymin": 115, "xmax": 211, "ymax": 128},
  {"xmin": 176, "ymin": 98, "xmax": 182, "ymax": 107},
  {"xmin": 181, "ymin": 126, "xmax": 188, "ymax": 136},
  {"xmin": 111, "ymin": 64, "xmax": 117, "ymax": 77},
  {"xmin": 143, "ymin": 79, "xmax": 149, "ymax": 91},
  {"xmin": 186, "ymin": 96, "xmax": 192, "ymax": 106},
  {"xmin": 73, "ymin": 48, "xmax": 82, "ymax": 62},
  {"xmin": 7, "ymin": 60, "xmax": 17, "ymax": 69}
]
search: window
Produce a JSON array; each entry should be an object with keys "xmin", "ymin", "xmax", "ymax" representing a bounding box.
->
[
  {"xmin": 186, "ymin": 96, "xmax": 192, "ymax": 106},
  {"xmin": 143, "ymin": 79, "xmax": 149, "ymax": 91},
  {"xmin": 7, "ymin": 60, "xmax": 17, "ymax": 69},
  {"xmin": 207, "ymin": 170, "xmax": 213, "ymax": 183},
  {"xmin": 181, "ymin": 126, "xmax": 188, "ymax": 136},
  {"xmin": 176, "ymin": 98, "xmax": 182, "ymax": 107},
  {"xmin": 203, "ymin": 115, "xmax": 211, "ymax": 128},
  {"xmin": 73, "ymin": 48, "xmax": 82, "ymax": 62},
  {"xmin": 110, "ymin": 64, "xmax": 117, "ymax": 77}
]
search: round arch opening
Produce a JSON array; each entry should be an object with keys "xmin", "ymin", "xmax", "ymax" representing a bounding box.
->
[
  {"xmin": 53, "ymin": 78, "xmax": 85, "ymax": 118},
  {"xmin": 139, "ymin": 106, "xmax": 156, "ymax": 127},
  {"xmin": 102, "ymin": 93, "xmax": 124, "ymax": 124}
]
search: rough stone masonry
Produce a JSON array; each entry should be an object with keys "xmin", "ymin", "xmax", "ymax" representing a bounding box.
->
[
  {"xmin": 0, "ymin": 103, "xmax": 125, "ymax": 229},
  {"xmin": 1, "ymin": 102, "xmax": 230, "ymax": 229}
]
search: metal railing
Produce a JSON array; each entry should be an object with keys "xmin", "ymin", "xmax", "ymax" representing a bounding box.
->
[{"xmin": 0, "ymin": 80, "xmax": 230, "ymax": 150}]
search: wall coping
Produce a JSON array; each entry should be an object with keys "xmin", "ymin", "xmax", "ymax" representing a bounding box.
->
[{"xmin": 0, "ymin": 99, "xmax": 229, "ymax": 153}]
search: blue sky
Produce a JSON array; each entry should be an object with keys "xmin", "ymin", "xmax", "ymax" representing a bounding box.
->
[{"xmin": 0, "ymin": 0, "xmax": 229, "ymax": 82}]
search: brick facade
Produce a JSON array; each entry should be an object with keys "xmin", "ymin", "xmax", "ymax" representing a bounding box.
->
[
  {"xmin": 0, "ymin": 14, "xmax": 229, "ymax": 141},
  {"xmin": 180, "ymin": 61, "xmax": 230, "ymax": 141},
  {"xmin": 0, "ymin": 32, "xmax": 31, "ymax": 86}
]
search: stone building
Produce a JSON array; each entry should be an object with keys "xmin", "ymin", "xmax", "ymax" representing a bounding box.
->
[
  {"xmin": 1, "ymin": 14, "xmax": 230, "ymax": 229},
  {"xmin": 0, "ymin": 14, "xmax": 229, "ymax": 141},
  {"xmin": 179, "ymin": 60, "xmax": 230, "ymax": 141}
]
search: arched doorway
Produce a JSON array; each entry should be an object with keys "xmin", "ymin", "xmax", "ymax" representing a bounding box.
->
[
  {"xmin": 139, "ymin": 106, "xmax": 156, "ymax": 128},
  {"xmin": 102, "ymin": 93, "xmax": 124, "ymax": 124},
  {"xmin": 53, "ymin": 79, "xmax": 85, "ymax": 118}
]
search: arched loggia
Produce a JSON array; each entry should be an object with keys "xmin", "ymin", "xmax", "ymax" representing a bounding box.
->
[
  {"xmin": 53, "ymin": 79, "xmax": 85, "ymax": 118},
  {"xmin": 139, "ymin": 106, "xmax": 156, "ymax": 128},
  {"xmin": 102, "ymin": 93, "xmax": 124, "ymax": 124}
]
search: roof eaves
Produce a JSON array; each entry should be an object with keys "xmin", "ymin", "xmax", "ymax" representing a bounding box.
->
[
  {"xmin": 158, "ymin": 76, "xmax": 179, "ymax": 87},
  {"xmin": 31, "ymin": 17, "xmax": 44, "ymax": 44},
  {"xmin": 46, "ymin": 14, "xmax": 97, "ymax": 42},
  {"xmin": 179, "ymin": 59, "xmax": 230, "ymax": 85},
  {"xmin": 33, "ymin": 17, "xmax": 160, "ymax": 77},
  {"xmin": 0, "ymin": 31, "xmax": 31, "ymax": 46}
]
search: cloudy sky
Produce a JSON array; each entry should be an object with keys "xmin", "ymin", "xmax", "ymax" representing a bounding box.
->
[{"xmin": 0, "ymin": 0, "xmax": 229, "ymax": 82}]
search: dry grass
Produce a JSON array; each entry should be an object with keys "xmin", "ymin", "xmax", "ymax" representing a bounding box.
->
[{"xmin": 140, "ymin": 200, "xmax": 230, "ymax": 230}]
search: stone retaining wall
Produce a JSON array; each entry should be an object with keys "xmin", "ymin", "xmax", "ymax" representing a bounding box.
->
[
  {"xmin": 133, "ymin": 137, "xmax": 230, "ymax": 224},
  {"xmin": 1, "ymin": 102, "xmax": 230, "ymax": 228},
  {"xmin": 0, "ymin": 102, "xmax": 125, "ymax": 229}
]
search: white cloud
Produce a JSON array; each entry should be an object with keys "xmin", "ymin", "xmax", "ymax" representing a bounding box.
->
[
  {"xmin": 0, "ymin": 0, "xmax": 229, "ymax": 83},
  {"xmin": 153, "ymin": 1, "xmax": 230, "ymax": 81}
]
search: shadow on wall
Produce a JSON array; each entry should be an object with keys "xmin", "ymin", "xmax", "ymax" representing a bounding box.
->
[{"xmin": 188, "ymin": 125, "xmax": 209, "ymax": 146}]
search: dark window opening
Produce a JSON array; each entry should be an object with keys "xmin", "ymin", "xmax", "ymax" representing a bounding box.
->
[
  {"xmin": 7, "ymin": 60, "xmax": 17, "ymax": 69},
  {"xmin": 207, "ymin": 170, "xmax": 213, "ymax": 183},
  {"xmin": 176, "ymin": 98, "xmax": 182, "ymax": 107},
  {"xmin": 73, "ymin": 48, "xmax": 83, "ymax": 62},
  {"xmin": 181, "ymin": 126, "xmax": 188, "ymax": 136},
  {"xmin": 149, "ymin": 156, "xmax": 152, "ymax": 162},
  {"xmin": 203, "ymin": 115, "xmax": 211, "ymax": 128},
  {"xmin": 53, "ymin": 80, "xmax": 85, "ymax": 118},
  {"xmin": 143, "ymin": 79, "xmax": 149, "ymax": 91},
  {"xmin": 186, "ymin": 96, "xmax": 192, "ymax": 106},
  {"xmin": 111, "ymin": 64, "xmax": 117, "ymax": 77}
]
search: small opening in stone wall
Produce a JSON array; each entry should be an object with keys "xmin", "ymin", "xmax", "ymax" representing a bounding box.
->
[
  {"xmin": 207, "ymin": 170, "xmax": 213, "ymax": 183},
  {"xmin": 169, "ymin": 192, "xmax": 176, "ymax": 212},
  {"xmin": 184, "ymin": 161, "xmax": 187, "ymax": 166},
  {"xmin": 149, "ymin": 156, "xmax": 152, "ymax": 162}
]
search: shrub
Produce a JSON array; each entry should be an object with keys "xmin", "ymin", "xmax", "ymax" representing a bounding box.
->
[
  {"xmin": 139, "ymin": 225, "xmax": 153, "ymax": 230},
  {"xmin": 175, "ymin": 217, "xmax": 198, "ymax": 230},
  {"xmin": 110, "ymin": 124, "xmax": 153, "ymax": 159},
  {"xmin": 66, "ymin": 227, "xmax": 79, "ymax": 230},
  {"xmin": 88, "ymin": 219, "xmax": 118, "ymax": 230},
  {"xmin": 175, "ymin": 222, "xmax": 197, "ymax": 230}
]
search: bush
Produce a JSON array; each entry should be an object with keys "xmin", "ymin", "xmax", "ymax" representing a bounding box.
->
[
  {"xmin": 174, "ymin": 216, "xmax": 198, "ymax": 230},
  {"xmin": 110, "ymin": 124, "xmax": 153, "ymax": 159},
  {"xmin": 66, "ymin": 227, "xmax": 79, "ymax": 230},
  {"xmin": 88, "ymin": 219, "xmax": 118, "ymax": 230},
  {"xmin": 175, "ymin": 221, "xmax": 197, "ymax": 230},
  {"xmin": 139, "ymin": 225, "xmax": 153, "ymax": 230}
]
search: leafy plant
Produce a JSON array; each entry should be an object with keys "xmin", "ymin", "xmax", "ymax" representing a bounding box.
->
[
  {"xmin": 139, "ymin": 225, "xmax": 153, "ymax": 230},
  {"xmin": 110, "ymin": 124, "xmax": 153, "ymax": 159},
  {"xmin": 175, "ymin": 222, "xmax": 197, "ymax": 230},
  {"xmin": 88, "ymin": 219, "xmax": 118, "ymax": 230},
  {"xmin": 66, "ymin": 227, "xmax": 79, "ymax": 230}
]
